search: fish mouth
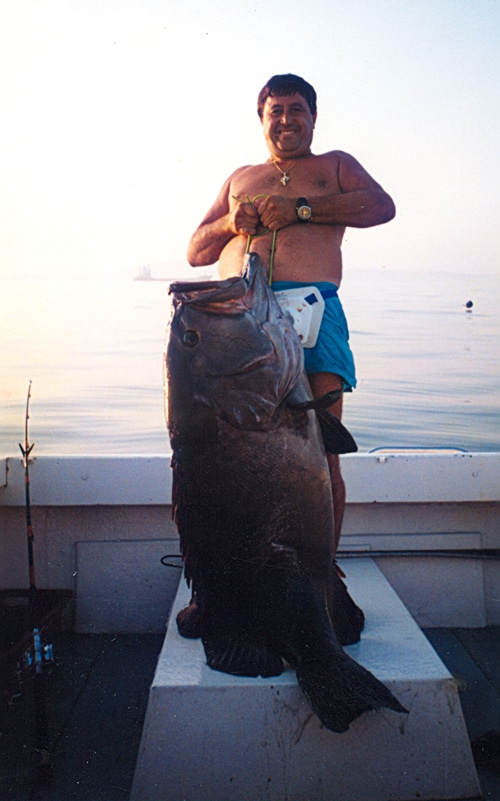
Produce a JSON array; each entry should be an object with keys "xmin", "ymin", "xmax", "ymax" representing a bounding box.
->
[
  {"xmin": 169, "ymin": 260, "xmax": 263, "ymax": 317},
  {"xmin": 169, "ymin": 276, "xmax": 246, "ymax": 310},
  {"xmin": 172, "ymin": 286, "xmax": 253, "ymax": 318},
  {"xmin": 191, "ymin": 297, "xmax": 251, "ymax": 316}
]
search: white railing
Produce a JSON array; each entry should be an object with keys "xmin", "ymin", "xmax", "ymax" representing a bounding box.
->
[{"xmin": 1, "ymin": 452, "xmax": 499, "ymax": 506}]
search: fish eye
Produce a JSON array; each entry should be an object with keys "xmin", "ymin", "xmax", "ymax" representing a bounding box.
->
[{"xmin": 182, "ymin": 330, "xmax": 200, "ymax": 347}]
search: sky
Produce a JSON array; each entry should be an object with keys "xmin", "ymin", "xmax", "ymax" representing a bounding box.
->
[{"xmin": 1, "ymin": 0, "xmax": 499, "ymax": 280}]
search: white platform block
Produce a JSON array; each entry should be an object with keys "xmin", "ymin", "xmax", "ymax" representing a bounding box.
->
[{"xmin": 131, "ymin": 559, "xmax": 480, "ymax": 801}]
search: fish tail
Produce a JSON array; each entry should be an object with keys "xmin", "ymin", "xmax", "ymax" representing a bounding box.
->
[
  {"xmin": 296, "ymin": 652, "xmax": 407, "ymax": 733},
  {"xmin": 275, "ymin": 573, "xmax": 407, "ymax": 733}
]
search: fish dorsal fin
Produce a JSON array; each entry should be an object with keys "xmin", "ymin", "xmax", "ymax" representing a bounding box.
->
[{"xmin": 288, "ymin": 388, "xmax": 343, "ymax": 412}]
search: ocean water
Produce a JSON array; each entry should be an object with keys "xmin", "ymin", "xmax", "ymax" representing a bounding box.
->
[{"xmin": 1, "ymin": 269, "xmax": 499, "ymax": 456}]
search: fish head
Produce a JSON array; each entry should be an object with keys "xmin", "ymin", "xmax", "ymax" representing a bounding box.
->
[{"xmin": 165, "ymin": 253, "xmax": 304, "ymax": 439}]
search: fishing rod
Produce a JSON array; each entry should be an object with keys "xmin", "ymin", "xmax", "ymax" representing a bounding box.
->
[
  {"xmin": 17, "ymin": 381, "xmax": 55, "ymax": 788},
  {"xmin": 19, "ymin": 380, "xmax": 37, "ymax": 616}
]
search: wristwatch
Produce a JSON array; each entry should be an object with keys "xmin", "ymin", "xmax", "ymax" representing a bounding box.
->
[{"xmin": 296, "ymin": 197, "xmax": 313, "ymax": 222}]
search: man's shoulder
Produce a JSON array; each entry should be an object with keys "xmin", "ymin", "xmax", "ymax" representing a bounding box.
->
[
  {"xmin": 313, "ymin": 150, "xmax": 372, "ymax": 180},
  {"xmin": 314, "ymin": 149, "xmax": 355, "ymax": 162},
  {"xmin": 305, "ymin": 150, "xmax": 358, "ymax": 173}
]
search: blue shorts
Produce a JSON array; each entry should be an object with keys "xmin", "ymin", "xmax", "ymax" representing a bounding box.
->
[{"xmin": 272, "ymin": 280, "xmax": 356, "ymax": 391}]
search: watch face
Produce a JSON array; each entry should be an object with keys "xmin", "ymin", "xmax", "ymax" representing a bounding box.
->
[{"xmin": 297, "ymin": 205, "xmax": 312, "ymax": 221}]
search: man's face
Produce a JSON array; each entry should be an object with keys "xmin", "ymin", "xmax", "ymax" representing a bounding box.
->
[{"xmin": 261, "ymin": 93, "xmax": 316, "ymax": 160}]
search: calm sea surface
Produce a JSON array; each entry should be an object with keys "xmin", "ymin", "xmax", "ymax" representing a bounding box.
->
[{"xmin": 1, "ymin": 269, "xmax": 499, "ymax": 456}]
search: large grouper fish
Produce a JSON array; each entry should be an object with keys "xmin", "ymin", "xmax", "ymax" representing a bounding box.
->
[{"xmin": 164, "ymin": 253, "xmax": 406, "ymax": 733}]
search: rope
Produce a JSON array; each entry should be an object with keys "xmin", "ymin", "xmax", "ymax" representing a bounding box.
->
[
  {"xmin": 245, "ymin": 229, "xmax": 277, "ymax": 285},
  {"xmin": 234, "ymin": 194, "xmax": 277, "ymax": 285}
]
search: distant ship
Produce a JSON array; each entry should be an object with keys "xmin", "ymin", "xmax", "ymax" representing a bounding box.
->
[
  {"xmin": 133, "ymin": 266, "xmax": 170, "ymax": 282},
  {"xmin": 134, "ymin": 264, "xmax": 216, "ymax": 282}
]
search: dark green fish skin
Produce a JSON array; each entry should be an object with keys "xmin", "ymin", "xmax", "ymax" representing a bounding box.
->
[{"xmin": 165, "ymin": 253, "xmax": 406, "ymax": 733}]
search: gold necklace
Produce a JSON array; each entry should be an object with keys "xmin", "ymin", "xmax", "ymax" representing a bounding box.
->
[{"xmin": 271, "ymin": 160, "xmax": 295, "ymax": 186}]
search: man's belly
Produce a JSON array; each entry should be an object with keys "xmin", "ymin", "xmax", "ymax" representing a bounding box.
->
[{"xmin": 218, "ymin": 228, "xmax": 344, "ymax": 285}]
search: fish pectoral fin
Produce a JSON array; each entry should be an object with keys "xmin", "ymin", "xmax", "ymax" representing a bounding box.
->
[
  {"xmin": 203, "ymin": 633, "xmax": 284, "ymax": 679},
  {"xmin": 286, "ymin": 388, "xmax": 357, "ymax": 453},
  {"xmin": 316, "ymin": 409, "xmax": 358, "ymax": 454},
  {"xmin": 288, "ymin": 388, "xmax": 344, "ymax": 411},
  {"xmin": 296, "ymin": 653, "xmax": 408, "ymax": 734}
]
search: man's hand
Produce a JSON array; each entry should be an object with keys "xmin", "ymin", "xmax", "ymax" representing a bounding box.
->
[
  {"xmin": 229, "ymin": 201, "xmax": 260, "ymax": 237},
  {"xmin": 254, "ymin": 195, "xmax": 296, "ymax": 231}
]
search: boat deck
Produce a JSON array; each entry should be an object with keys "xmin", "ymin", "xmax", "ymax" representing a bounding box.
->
[{"xmin": 1, "ymin": 627, "xmax": 498, "ymax": 801}]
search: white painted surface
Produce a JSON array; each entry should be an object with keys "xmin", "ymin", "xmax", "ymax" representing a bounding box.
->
[
  {"xmin": 342, "ymin": 451, "xmax": 500, "ymax": 503},
  {"xmin": 1, "ymin": 452, "xmax": 499, "ymax": 506},
  {"xmin": 374, "ymin": 556, "xmax": 487, "ymax": 628},
  {"xmin": 131, "ymin": 559, "xmax": 480, "ymax": 801},
  {"xmin": 75, "ymin": 540, "xmax": 181, "ymax": 633},
  {"xmin": 340, "ymin": 531, "xmax": 489, "ymax": 627},
  {"xmin": 0, "ymin": 455, "xmax": 171, "ymax": 506},
  {"xmin": 1, "ymin": 454, "xmax": 497, "ymax": 626}
]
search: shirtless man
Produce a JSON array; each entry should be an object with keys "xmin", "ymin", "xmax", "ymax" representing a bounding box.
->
[{"xmin": 187, "ymin": 74, "xmax": 395, "ymax": 554}]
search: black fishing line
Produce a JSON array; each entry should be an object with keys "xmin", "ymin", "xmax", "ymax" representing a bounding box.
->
[
  {"xmin": 160, "ymin": 554, "xmax": 184, "ymax": 569},
  {"xmin": 337, "ymin": 549, "xmax": 499, "ymax": 560}
]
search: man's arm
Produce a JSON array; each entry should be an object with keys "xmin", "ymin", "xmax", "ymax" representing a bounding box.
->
[
  {"xmin": 256, "ymin": 151, "xmax": 395, "ymax": 232},
  {"xmin": 187, "ymin": 169, "xmax": 260, "ymax": 267},
  {"xmin": 319, "ymin": 150, "xmax": 395, "ymax": 227}
]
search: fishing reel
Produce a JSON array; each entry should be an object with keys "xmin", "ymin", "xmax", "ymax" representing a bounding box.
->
[{"xmin": 24, "ymin": 628, "xmax": 54, "ymax": 674}]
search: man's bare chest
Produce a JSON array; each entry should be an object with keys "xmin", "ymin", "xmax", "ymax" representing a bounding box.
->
[{"xmin": 231, "ymin": 160, "xmax": 341, "ymax": 202}]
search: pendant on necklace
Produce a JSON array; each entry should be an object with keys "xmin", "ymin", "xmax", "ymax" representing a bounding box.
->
[{"xmin": 272, "ymin": 160, "xmax": 292, "ymax": 186}]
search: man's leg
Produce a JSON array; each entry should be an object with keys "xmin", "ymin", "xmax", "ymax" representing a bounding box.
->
[
  {"xmin": 307, "ymin": 371, "xmax": 345, "ymax": 555},
  {"xmin": 308, "ymin": 370, "xmax": 365, "ymax": 646}
]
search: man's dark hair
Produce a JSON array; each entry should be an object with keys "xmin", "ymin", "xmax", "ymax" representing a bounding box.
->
[{"xmin": 257, "ymin": 74, "xmax": 317, "ymax": 119}]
